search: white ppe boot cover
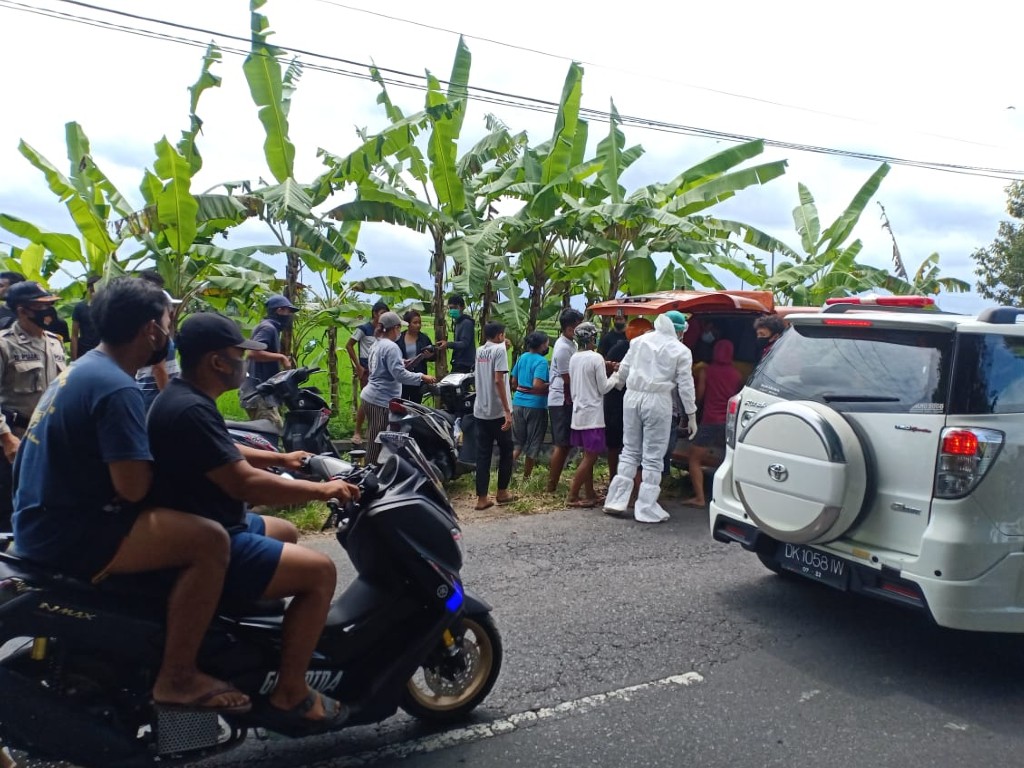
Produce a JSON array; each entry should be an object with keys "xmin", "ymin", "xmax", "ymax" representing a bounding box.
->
[
  {"xmin": 604, "ymin": 474, "xmax": 634, "ymax": 513},
  {"xmin": 634, "ymin": 481, "xmax": 669, "ymax": 523}
]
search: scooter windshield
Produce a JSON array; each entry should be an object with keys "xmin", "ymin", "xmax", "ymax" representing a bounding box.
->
[{"xmin": 377, "ymin": 431, "xmax": 445, "ymax": 495}]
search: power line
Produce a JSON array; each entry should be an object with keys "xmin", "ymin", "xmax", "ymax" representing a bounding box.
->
[
  {"xmin": 308, "ymin": 0, "xmax": 1009, "ymax": 154},
  {"xmin": 4, "ymin": 0, "xmax": 1024, "ymax": 181}
]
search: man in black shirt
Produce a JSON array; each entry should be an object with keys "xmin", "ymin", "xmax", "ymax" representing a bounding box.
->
[
  {"xmin": 437, "ymin": 293, "xmax": 475, "ymax": 373},
  {"xmin": 148, "ymin": 313, "xmax": 359, "ymax": 733},
  {"xmin": 597, "ymin": 312, "xmax": 627, "ymax": 359},
  {"xmin": 71, "ymin": 275, "xmax": 102, "ymax": 359},
  {"xmin": 239, "ymin": 294, "xmax": 298, "ymax": 427}
]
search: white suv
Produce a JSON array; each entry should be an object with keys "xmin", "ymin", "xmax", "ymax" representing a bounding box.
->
[{"xmin": 709, "ymin": 297, "xmax": 1024, "ymax": 632}]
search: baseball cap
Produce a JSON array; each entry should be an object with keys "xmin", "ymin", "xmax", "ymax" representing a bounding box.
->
[
  {"xmin": 379, "ymin": 311, "xmax": 404, "ymax": 330},
  {"xmin": 266, "ymin": 294, "xmax": 299, "ymax": 311},
  {"xmin": 6, "ymin": 282, "xmax": 58, "ymax": 308},
  {"xmin": 175, "ymin": 313, "xmax": 267, "ymax": 359}
]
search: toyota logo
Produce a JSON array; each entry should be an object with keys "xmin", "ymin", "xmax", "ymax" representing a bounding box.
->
[{"xmin": 767, "ymin": 463, "xmax": 789, "ymax": 482}]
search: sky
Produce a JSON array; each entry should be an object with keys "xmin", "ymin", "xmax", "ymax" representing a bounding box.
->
[{"xmin": 0, "ymin": 0, "xmax": 1021, "ymax": 314}]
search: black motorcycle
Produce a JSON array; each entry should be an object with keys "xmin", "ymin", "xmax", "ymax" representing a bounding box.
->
[
  {"xmin": 388, "ymin": 372, "xmax": 477, "ymax": 481},
  {"xmin": 227, "ymin": 366, "xmax": 336, "ymax": 456},
  {"xmin": 0, "ymin": 432, "xmax": 502, "ymax": 768}
]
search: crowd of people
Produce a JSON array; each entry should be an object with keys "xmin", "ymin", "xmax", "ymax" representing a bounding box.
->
[
  {"xmin": 341, "ymin": 292, "xmax": 785, "ymax": 522},
  {"xmin": 4, "ymin": 275, "xmax": 358, "ymax": 731}
]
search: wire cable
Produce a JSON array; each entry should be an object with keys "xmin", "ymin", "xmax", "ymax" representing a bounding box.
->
[{"xmin": 3, "ymin": 0, "xmax": 1022, "ymax": 181}]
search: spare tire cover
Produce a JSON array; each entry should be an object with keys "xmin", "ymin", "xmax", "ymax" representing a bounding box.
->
[{"xmin": 732, "ymin": 400, "xmax": 867, "ymax": 544}]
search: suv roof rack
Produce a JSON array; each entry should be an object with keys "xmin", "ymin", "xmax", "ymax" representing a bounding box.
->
[
  {"xmin": 977, "ymin": 307, "xmax": 1024, "ymax": 324},
  {"xmin": 822, "ymin": 302, "xmax": 945, "ymax": 315}
]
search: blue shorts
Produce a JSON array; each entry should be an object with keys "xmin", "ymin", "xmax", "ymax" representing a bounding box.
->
[{"xmin": 223, "ymin": 512, "xmax": 284, "ymax": 602}]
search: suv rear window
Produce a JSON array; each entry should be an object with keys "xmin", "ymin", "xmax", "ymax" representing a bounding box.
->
[
  {"xmin": 747, "ymin": 324, "xmax": 953, "ymax": 413},
  {"xmin": 950, "ymin": 333, "xmax": 1024, "ymax": 414}
]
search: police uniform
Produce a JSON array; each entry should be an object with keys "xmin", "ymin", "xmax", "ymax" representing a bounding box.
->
[{"xmin": 0, "ymin": 320, "xmax": 67, "ymax": 526}]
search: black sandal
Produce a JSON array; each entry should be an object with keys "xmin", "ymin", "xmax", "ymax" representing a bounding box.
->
[{"xmin": 254, "ymin": 689, "xmax": 349, "ymax": 736}]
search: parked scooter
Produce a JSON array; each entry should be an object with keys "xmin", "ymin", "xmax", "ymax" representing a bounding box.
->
[
  {"xmin": 226, "ymin": 366, "xmax": 336, "ymax": 456},
  {"xmin": 0, "ymin": 432, "xmax": 502, "ymax": 768},
  {"xmin": 387, "ymin": 372, "xmax": 478, "ymax": 481}
]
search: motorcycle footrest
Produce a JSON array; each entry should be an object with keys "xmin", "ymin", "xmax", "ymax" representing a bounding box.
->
[{"xmin": 155, "ymin": 708, "xmax": 222, "ymax": 755}]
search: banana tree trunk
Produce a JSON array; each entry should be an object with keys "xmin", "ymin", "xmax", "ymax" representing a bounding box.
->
[
  {"xmin": 326, "ymin": 325, "xmax": 340, "ymax": 415},
  {"xmin": 431, "ymin": 231, "xmax": 449, "ymax": 377},
  {"xmin": 282, "ymin": 249, "xmax": 300, "ymax": 357}
]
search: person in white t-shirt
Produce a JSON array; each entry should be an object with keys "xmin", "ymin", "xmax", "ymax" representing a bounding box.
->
[
  {"xmin": 472, "ymin": 322, "xmax": 514, "ymax": 511},
  {"xmin": 566, "ymin": 322, "xmax": 619, "ymax": 508}
]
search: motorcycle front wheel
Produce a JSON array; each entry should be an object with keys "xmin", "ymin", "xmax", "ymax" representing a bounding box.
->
[{"xmin": 400, "ymin": 613, "xmax": 502, "ymax": 722}]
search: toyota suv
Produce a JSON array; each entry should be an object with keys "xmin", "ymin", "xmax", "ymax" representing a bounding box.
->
[{"xmin": 709, "ymin": 296, "xmax": 1024, "ymax": 633}]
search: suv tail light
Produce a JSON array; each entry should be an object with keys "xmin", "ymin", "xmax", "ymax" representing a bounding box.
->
[
  {"xmin": 725, "ymin": 395, "xmax": 741, "ymax": 448},
  {"xmin": 388, "ymin": 399, "xmax": 408, "ymax": 416},
  {"xmin": 934, "ymin": 427, "xmax": 1004, "ymax": 498}
]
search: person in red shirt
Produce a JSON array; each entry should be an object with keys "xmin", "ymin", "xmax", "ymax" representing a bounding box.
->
[{"xmin": 684, "ymin": 339, "xmax": 742, "ymax": 508}]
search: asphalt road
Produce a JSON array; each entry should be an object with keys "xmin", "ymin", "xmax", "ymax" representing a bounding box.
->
[
  {"xmin": 202, "ymin": 500, "xmax": 1024, "ymax": 768},
  {"xmin": 14, "ymin": 499, "xmax": 1024, "ymax": 767}
]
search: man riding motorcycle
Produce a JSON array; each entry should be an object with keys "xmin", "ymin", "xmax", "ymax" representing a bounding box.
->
[{"xmin": 147, "ymin": 312, "xmax": 360, "ymax": 733}]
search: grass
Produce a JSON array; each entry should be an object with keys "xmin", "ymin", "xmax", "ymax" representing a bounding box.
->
[{"xmin": 273, "ymin": 501, "xmax": 333, "ymax": 532}]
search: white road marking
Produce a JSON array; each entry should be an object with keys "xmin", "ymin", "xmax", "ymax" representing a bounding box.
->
[
  {"xmin": 314, "ymin": 672, "xmax": 705, "ymax": 766},
  {"xmin": 944, "ymin": 722, "xmax": 969, "ymax": 731},
  {"xmin": 798, "ymin": 689, "xmax": 821, "ymax": 703}
]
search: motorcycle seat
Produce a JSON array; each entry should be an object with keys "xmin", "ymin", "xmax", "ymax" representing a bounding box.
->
[
  {"xmin": 0, "ymin": 550, "xmax": 285, "ymax": 619},
  {"xmin": 224, "ymin": 419, "xmax": 281, "ymax": 436},
  {"xmin": 326, "ymin": 577, "xmax": 392, "ymax": 628}
]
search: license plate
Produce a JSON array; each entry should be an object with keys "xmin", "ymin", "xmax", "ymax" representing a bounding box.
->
[{"xmin": 777, "ymin": 543, "xmax": 850, "ymax": 590}]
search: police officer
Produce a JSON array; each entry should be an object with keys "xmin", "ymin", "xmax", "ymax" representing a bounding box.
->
[{"xmin": 0, "ymin": 281, "xmax": 67, "ymax": 529}]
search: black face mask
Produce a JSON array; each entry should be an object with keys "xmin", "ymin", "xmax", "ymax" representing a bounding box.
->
[
  {"xmin": 146, "ymin": 326, "xmax": 170, "ymax": 367},
  {"xmin": 274, "ymin": 314, "xmax": 294, "ymax": 331},
  {"xmin": 755, "ymin": 337, "xmax": 771, "ymax": 351},
  {"xmin": 26, "ymin": 308, "xmax": 58, "ymax": 329},
  {"xmin": 217, "ymin": 354, "xmax": 246, "ymax": 391},
  {"xmin": 613, "ymin": 322, "xmax": 626, "ymax": 332}
]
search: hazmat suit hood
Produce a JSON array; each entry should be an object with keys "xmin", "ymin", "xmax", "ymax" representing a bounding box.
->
[{"xmin": 654, "ymin": 314, "xmax": 678, "ymax": 336}]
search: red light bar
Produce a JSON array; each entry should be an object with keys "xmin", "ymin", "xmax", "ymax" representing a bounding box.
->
[
  {"xmin": 823, "ymin": 318, "xmax": 873, "ymax": 327},
  {"xmin": 388, "ymin": 399, "xmax": 408, "ymax": 415},
  {"xmin": 727, "ymin": 395, "xmax": 740, "ymax": 415},
  {"xmin": 942, "ymin": 430, "xmax": 979, "ymax": 456},
  {"xmin": 824, "ymin": 295, "xmax": 935, "ymax": 308}
]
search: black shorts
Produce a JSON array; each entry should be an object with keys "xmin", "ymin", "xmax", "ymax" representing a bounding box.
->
[
  {"xmin": 695, "ymin": 423, "xmax": 727, "ymax": 449},
  {"xmin": 604, "ymin": 390, "xmax": 625, "ymax": 451},
  {"xmin": 549, "ymin": 404, "xmax": 572, "ymax": 448}
]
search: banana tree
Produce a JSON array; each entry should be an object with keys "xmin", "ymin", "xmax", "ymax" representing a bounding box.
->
[
  {"xmin": 761, "ymin": 163, "xmax": 892, "ymax": 304},
  {"xmin": 0, "ymin": 121, "xmax": 137, "ymax": 300},
  {"xmin": 324, "ymin": 37, "xmax": 523, "ymax": 374}
]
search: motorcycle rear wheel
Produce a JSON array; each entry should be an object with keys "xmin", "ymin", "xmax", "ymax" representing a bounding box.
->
[{"xmin": 400, "ymin": 614, "xmax": 502, "ymax": 722}]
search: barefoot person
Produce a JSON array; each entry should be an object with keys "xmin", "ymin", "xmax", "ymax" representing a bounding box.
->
[
  {"xmin": 684, "ymin": 339, "xmax": 741, "ymax": 508},
  {"xmin": 473, "ymin": 322, "xmax": 514, "ymax": 510},
  {"xmin": 12, "ymin": 277, "xmax": 249, "ymax": 713}
]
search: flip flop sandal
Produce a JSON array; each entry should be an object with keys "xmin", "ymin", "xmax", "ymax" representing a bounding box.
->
[
  {"xmin": 495, "ymin": 496, "xmax": 517, "ymax": 506},
  {"xmin": 474, "ymin": 501, "xmax": 495, "ymax": 511},
  {"xmin": 568, "ymin": 499, "xmax": 596, "ymax": 508},
  {"xmin": 254, "ymin": 690, "xmax": 349, "ymax": 735},
  {"xmin": 351, "ymin": 435, "xmax": 363, "ymax": 446},
  {"xmin": 152, "ymin": 684, "xmax": 252, "ymax": 715}
]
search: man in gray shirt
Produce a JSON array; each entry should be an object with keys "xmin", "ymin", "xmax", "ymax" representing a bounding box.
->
[
  {"xmin": 360, "ymin": 312, "xmax": 435, "ymax": 464},
  {"xmin": 473, "ymin": 322, "xmax": 513, "ymax": 511}
]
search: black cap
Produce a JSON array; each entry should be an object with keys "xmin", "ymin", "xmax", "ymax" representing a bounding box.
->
[
  {"xmin": 175, "ymin": 313, "xmax": 267, "ymax": 360},
  {"xmin": 6, "ymin": 281, "xmax": 58, "ymax": 309},
  {"xmin": 266, "ymin": 294, "xmax": 299, "ymax": 311}
]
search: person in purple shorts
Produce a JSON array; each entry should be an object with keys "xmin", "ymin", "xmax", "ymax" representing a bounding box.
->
[{"xmin": 566, "ymin": 322, "xmax": 619, "ymax": 508}]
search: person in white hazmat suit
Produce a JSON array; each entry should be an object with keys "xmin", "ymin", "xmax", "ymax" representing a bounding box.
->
[{"xmin": 603, "ymin": 311, "xmax": 697, "ymax": 523}]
